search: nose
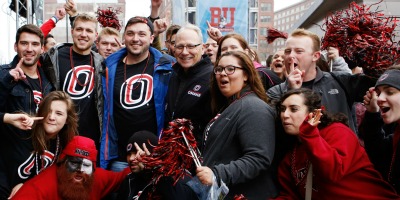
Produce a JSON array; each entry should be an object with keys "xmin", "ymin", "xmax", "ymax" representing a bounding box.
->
[
  {"xmin": 81, "ymin": 30, "xmax": 88, "ymax": 37},
  {"xmin": 377, "ymin": 93, "xmax": 386, "ymax": 104},
  {"xmin": 48, "ymin": 112, "xmax": 55, "ymax": 120},
  {"xmin": 281, "ymin": 110, "xmax": 290, "ymax": 119},
  {"xmin": 128, "ymin": 153, "xmax": 137, "ymax": 162},
  {"xmin": 26, "ymin": 43, "xmax": 33, "ymax": 51},
  {"xmin": 181, "ymin": 46, "xmax": 189, "ymax": 54}
]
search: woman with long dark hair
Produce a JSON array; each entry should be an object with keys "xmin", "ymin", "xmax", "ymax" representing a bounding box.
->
[
  {"xmin": 9, "ymin": 91, "xmax": 78, "ymax": 198},
  {"xmin": 274, "ymin": 88, "xmax": 399, "ymax": 199},
  {"xmin": 196, "ymin": 51, "xmax": 277, "ymax": 199}
]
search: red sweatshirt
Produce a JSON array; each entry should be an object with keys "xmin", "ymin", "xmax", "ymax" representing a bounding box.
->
[
  {"xmin": 273, "ymin": 122, "xmax": 400, "ymax": 200},
  {"xmin": 12, "ymin": 165, "xmax": 130, "ymax": 200},
  {"xmin": 40, "ymin": 19, "xmax": 56, "ymax": 38}
]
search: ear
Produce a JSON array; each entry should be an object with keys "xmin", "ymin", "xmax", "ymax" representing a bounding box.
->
[
  {"xmin": 40, "ymin": 45, "xmax": 44, "ymax": 54},
  {"xmin": 149, "ymin": 34, "xmax": 155, "ymax": 44},
  {"xmin": 14, "ymin": 43, "xmax": 17, "ymax": 52},
  {"xmin": 312, "ymin": 51, "xmax": 321, "ymax": 62}
]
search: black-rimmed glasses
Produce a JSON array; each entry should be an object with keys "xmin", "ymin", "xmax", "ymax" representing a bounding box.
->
[
  {"xmin": 213, "ymin": 65, "xmax": 243, "ymax": 75},
  {"xmin": 174, "ymin": 44, "xmax": 201, "ymax": 53}
]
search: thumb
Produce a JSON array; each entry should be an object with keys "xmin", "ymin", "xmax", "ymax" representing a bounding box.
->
[{"xmin": 371, "ymin": 90, "xmax": 378, "ymax": 99}]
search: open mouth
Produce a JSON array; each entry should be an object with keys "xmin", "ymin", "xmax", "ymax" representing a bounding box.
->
[
  {"xmin": 381, "ymin": 106, "xmax": 390, "ymax": 114},
  {"xmin": 275, "ymin": 63, "xmax": 283, "ymax": 68},
  {"xmin": 220, "ymin": 80, "xmax": 229, "ymax": 86},
  {"xmin": 73, "ymin": 174, "xmax": 83, "ymax": 182}
]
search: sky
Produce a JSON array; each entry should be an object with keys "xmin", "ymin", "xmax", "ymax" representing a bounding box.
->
[
  {"xmin": 275, "ymin": 0, "xmax": 303, "ymax": 11},
  {"xmin": 0, "ymin": 0, "xmax": 300, "ymax": 63}
]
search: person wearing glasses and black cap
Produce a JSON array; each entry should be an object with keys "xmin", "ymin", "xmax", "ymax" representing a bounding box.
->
[{"xmin": 164, "ymin": 24, "xmax": 214, "ymax": 148}]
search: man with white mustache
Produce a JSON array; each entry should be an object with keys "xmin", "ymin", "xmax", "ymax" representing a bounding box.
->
[{"xmin": 267, "ymin": 29, "xmax": 375, "ymax": 133}]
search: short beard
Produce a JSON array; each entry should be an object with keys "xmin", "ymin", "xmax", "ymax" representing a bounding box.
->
[{"xmin": 57, "ymin": 164, "xmax": 94, "ymax": 200}]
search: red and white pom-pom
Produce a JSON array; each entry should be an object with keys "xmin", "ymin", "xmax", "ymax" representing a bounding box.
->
[
  {"xmin": 96, "ymin": 7, "xmax": 122, "ymax": 31},
  {"xmin": 321, "ymin": 1, "xmax": 400, "ymax": 78},
  {"xmin": 266, "ymin": 27, "xmax": 288, "ymax": 44},
  {"xmin": 142, "ymin": 118, "xmax": 201, "ymax": 185}
]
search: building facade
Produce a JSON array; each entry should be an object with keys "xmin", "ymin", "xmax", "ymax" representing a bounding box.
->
[
  {"xmin": 272, "ymin": 0, "xmax": 315, "ymax": 52},
  {"xmin": 257, "ymin": 0, "xmax": 274, "ymax": 62}
]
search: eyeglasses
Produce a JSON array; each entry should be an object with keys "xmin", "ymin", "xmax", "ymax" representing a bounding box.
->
[
  {"xmin": 214, "ymin": 65, "xmax": 243, "ymax": 75},
  {"xmin": 204, "ymin": 43, "xmax": 218, "ymax": 48},
  {"xmin": 174, "ymin": 44, "xmax": 201, "ymax": 53}
]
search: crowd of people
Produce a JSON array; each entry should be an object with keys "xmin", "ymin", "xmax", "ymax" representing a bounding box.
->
[{"xmin": 1, "ymin": 0, "xmax": 400, "ymax": 199}]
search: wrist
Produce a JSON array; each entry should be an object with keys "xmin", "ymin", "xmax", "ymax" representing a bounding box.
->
[
  {"xmin": 52, "ymin": 16, "xmax": 59, "ymax": 23},
  {"xmin": 148, "ymin": 16, "xmax": 160, "ymax": 22}
]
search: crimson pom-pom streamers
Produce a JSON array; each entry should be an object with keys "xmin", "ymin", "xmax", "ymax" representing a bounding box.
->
[
  {"xmin": 233, "ymin": 194, "xmax": 248, "ymax": 200},
  {"xmin": 266, "ymin": 27, "xmax": 288, "ymax": 44},
  {"xmin": 142, "ymin": 118, "xmax": 201, "ymax": 185},
  {"xmin": 96, "ymin": 7, "xmax": 122, "ymax": 31},
  {"xmin": 321, "ymin": 1, "xmax": 400, "ymax": 78}
]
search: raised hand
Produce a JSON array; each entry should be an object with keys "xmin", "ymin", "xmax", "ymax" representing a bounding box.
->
[
  {"xmin": 327, "ymin": 46, "xmax": 339, "ymax": 60},
  {"xmin": 9, "ymin": 58, "xmax": 26, "ymax": 81},
  {"xmin": 364, "ymin": 87, "xmax": 379, "ymax": 113},
  {"xmin": 55, "ymin": 8, "xmax": 66, "ymax": 21},
  {"xmin": 114, "ymin": 37, "xmax": 125, "ymax": 49},
  {"xmin": 286, "ymin": 57, "xmax": 304, "ymax": 89},
  {"xmin": 64, "ymin": 0, "xmax": 77, "ymax": 17},
  {"xmin": 207, "ymin": 21, "xmax": 222, "ymax": 42},
  {"xmin": 153, "ymin": 18, "xmax": 168, "ymax": 36},
  {"xmin": 307, "ymin": 109, "xmax": 322, "ymax": 127}
]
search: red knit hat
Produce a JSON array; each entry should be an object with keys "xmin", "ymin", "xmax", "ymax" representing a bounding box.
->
[{"xmin": 60, "ymin": 136, "xmax": 97, "ymax": 164}]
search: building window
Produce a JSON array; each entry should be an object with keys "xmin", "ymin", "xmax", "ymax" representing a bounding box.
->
[
  {"xmin": 249, "ymin": 29, "xmax": 257, "ymax": 45},
  {"xmin": 260, "ymin": 16, "xmax": 271, "ymax": 23},
  {"xmin": 188, "ymin": 0, "xmax": 196, "ymax": 7},
  {"xmin": 250, "ymin": 0, "xmax": 258, "ymax": 8},
  {"xmin": 260, "ymin": 3, "xmax": 272, "ymax": 11},
  {"xmin": 260, "ymin": 27, "xmax": 267, "ymax": 36},
  {"xmin": 250, "ymin": 12, "xmax": 258, "ymax": 27},
  {"xmin": 188, "ymin": 12, "xmax": 195, "ymax": 24}
]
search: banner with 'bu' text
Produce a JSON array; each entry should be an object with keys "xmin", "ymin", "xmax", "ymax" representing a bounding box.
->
[{"xmin": 196, "ymin": 0, "xmax": 248, "ymax": 43}]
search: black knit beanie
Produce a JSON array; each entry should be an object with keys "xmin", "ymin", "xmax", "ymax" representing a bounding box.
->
[
  {"xmin": 126, "ymin": 130, "xmax": 158, "ymax": 153},
  {"xmin": 375, "ymin": 69, "xmax": 400, "ymax": 90}
]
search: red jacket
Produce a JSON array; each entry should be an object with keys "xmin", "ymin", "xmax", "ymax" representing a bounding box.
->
[
  {"xmin": 40, "ymin": 19, "xmax": 56, "ymax": 38},
  {"xmin": 12, "ymin": 165, "xmax": 130, "ymax": 200},
  {"xmin": 273, "ymin": 122, "xmax": 400, "ymax": 200}
]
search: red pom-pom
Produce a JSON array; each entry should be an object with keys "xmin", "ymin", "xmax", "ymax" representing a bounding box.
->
[
  {"xmin": 96, "ymin": 7, "xmax": 122, "ymax": 31},
  {"xmin": 233, "ymin": 194, "xmax": 248, "ymax": 200},
  {"xmin": 266, "ymin": 28, "xmax": 288, "ymax": 44},
  {"xmin": 321, "ymin": 1, "xmax": 400, "ymax": 78},
  {"xmin": 142, "ymin": 118, "xmax": 201, "ymax": 184}
]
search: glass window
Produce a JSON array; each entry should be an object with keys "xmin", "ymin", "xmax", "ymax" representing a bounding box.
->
[
  {"xmin": 250, "ymin": 12, "xmax": 258, "ymax": 27},
  {"xmin": 249, "ymin": 29, "xmax": 257, "ymax": 45},
  {"xmin": 260, "ymin": 16, "xmax": 271, "ymax": 23},
  {"xmin": 260, "ymin": 3, "xmax": 272, "ymax": 11},
  {"xmin": 260, "ymin": 27, "xmax": 267, "ymax": 36}
]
